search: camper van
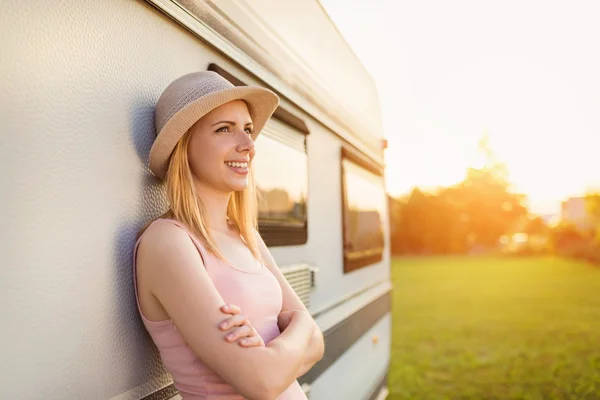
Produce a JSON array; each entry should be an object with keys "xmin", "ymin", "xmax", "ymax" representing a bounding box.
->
[{"xmin": 1, "ymin": 1, "xmax": 391, "ymax": 399}]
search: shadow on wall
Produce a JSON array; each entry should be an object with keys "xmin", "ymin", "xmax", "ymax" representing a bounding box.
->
[{"xmin": 108, "ymin": 96, "xmax": 171, "ymax": 395}]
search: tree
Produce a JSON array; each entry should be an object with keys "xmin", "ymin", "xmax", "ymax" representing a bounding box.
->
[
  {"xmin": 388, "ymin": 131, "xmax": 527, "ymax": 255},
  {"xmin": 522, "ymin": 215, "xmax": 548, "ymax": 235},
  {"xmin": 585, "ymin": 192, "xmax": 600, "ymax": 242},
  {"xmin": 454, "ymin": 167, "xmax": 526, "ymax": 248},
  {"xmin": 455, "ymin": 132, "xmax": 527, "ymax": 248}
]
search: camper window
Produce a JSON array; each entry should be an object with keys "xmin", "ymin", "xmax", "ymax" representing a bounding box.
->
[
  {"xmin": 341, "ymin": 147, "xmax": 385, "ymax": 272},
  {"xmin": 254, "ymin": 118, "xmax": 308, "ymax": 246}
]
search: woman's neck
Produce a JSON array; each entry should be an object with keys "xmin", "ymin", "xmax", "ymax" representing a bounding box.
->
[{"xmin": 193, "ymin": 181, "xmax": 232, "ymax": 232}]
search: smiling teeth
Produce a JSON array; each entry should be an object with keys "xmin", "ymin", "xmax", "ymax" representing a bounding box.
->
[{"xmin": 225, "ymin": 161, "xmax": 248, "ymax": 168}]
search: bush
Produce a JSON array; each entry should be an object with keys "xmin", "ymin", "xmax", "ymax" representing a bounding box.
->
[
  {"xmin": 511, "ymin": 242, "xmax": 551, "ymax": 256},
  {"xmin": 549, "ymin": 223, "xmax": 600, "ymax": 266},
  {"xmin": 561, "ymin": 242, "xmax": 600, "ymax": 265}
]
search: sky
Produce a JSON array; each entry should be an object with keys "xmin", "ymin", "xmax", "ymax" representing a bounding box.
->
[{"xmin": 319, "ymin": 0, "xmax": 600, "ymax": 215}]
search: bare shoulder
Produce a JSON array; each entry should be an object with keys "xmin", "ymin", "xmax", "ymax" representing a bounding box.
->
[{"xmin": 137, "ymin": 220, "xmax": 202, "ymax": 273}]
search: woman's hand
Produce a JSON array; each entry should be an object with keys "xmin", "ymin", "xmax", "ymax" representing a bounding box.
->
[{"xmin": 219, "ymin": 304, "xmax": 265, "ymax": 348}]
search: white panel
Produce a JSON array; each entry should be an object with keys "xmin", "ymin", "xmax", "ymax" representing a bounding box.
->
[
  {"xmin": 310, "ymin": 314, "xmax": 391, "ymax": 400},
  {"xmin": 0, "ymin": 1, "xmax": 391, "ymax": 399},
  {"xmin": 0, "ymin": 1, "xmax": 241, "ymax": 398}
]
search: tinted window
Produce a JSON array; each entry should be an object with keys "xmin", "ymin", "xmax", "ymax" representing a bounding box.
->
[
  {"xmin": 342, "ymin": 156, "xmax": 385, "ymax": 272},
  {"xmin": 253, "ymin": 119, "xmax": 308, "ymax": 246}
]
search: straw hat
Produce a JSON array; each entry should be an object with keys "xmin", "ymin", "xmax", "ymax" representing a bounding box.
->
[{"xmin": 149, "ymin": 71, "xmax": 280, "ymax": 179}]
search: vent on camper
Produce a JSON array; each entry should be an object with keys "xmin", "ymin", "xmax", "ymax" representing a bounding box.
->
[{"xmin": 280, "ymin": 264, "xmax": 317, "ymax": 308}]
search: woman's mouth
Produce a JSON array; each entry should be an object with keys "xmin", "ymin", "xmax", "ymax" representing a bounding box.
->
[{"xmin": 224, "ymin": 161, "xmax": 249, "ymax": 175}]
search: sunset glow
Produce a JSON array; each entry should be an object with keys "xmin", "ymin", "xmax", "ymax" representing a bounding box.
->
[{"xmin": 321, "ymin": 0, "xmax": 600, "ymax": 215}]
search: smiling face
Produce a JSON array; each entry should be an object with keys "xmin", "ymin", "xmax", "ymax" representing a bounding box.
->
[{"xmin": 187, "ymin": 100, "xmax": 256, "ymax": 194}]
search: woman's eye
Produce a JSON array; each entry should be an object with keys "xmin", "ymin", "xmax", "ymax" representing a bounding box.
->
[
  {"xmin": 245, "ymin": 128, "xmax": 253, "ymax": 135},
  {"xmin": 216, "ymin": 126, "xmax": 230, "ymax": 133}
]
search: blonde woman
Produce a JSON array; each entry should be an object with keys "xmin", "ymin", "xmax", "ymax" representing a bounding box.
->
[{"xmin": 133, "ymin": 71, "xmax": 324, "ymax": 399}]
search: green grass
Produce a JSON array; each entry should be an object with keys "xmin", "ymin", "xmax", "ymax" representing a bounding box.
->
[{"xmin": 388, "ymin": 256, "xmax": 600, "ymax": 400}]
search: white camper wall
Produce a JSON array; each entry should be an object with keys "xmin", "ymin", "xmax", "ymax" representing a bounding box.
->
[
  {"xmin": 0, "ymin": 1, "xmax": 257, "ymax": 398},
  {"xmin": 207, "ymin": 0, "xmax": 384, "ymax": 144},
  {"xmin": 1, "ymin": 0, "xmax": 391, "ymax": 398},
  {"xmin": 310, "ymin": 314, "xmax": 391, "ymax": 400}
]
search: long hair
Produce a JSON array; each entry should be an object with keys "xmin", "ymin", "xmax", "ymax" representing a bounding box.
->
[{"xmin": 139, "ymin": 128, "xmax": 262, "ymax": 263}]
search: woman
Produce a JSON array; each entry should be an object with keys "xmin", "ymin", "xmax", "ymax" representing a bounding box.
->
[{"xmin": 133, "ymin": 71, "xmax": 324, "ymax": 399}]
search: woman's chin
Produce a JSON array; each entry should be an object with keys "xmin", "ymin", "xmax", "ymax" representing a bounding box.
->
[{"xmin": 226, "ymin": 179, "xmax": 248, "ymax": 192}]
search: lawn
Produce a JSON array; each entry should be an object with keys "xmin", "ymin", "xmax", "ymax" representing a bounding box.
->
[{"xmin": 388, "ymin": 256, "xmax": 600, "ymax": 400}]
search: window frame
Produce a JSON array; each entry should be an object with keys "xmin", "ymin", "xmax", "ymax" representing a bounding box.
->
[
  {"xmin": 340, "ymin": 145, "xmax": 385, "ymax": 273},
  {"xmin": 207, "ymin": 64, "xmax": 309, "ymax": 247}
]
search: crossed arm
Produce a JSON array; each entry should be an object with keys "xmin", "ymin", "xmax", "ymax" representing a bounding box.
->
[
  {"xmin": 254, "ymin": 230, "xmax": 325, "ymax": 377},
  {"xmin": 218, "ymin": 304, "xmax": 323, "ymax": 378},
  {"xmin": 136, "ymin": 223, "xmax": 324, "ymax": 400}
]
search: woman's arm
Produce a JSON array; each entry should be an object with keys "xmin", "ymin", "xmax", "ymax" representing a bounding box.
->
[
  {"xmin": 277, "ymin": 310, "xmax": 324, "ymax": 377},
  {"xmin": 255, "ymin": 231, "xmax": 325, "ymax": 378},
  {"xmin": 137, "ymin": 222, "xmax": 313, "ymax": 400}
]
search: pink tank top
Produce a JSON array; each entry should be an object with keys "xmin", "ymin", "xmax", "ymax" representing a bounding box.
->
[{"xmin": 132, "ymin": 218, "xmax": 307, "ymax": 399}]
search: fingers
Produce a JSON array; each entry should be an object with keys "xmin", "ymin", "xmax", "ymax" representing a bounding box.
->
[
  {"xmin": 239, "ymin": 335, "xmax": 264, "ymax": 348},
  {"xmin": 219, "ymin": 313, "xmax": 248, "ymax": 330},
  {"xmin": 217, "ymin": 306, "xmax": 265, "ymax": 347},
  {"xmin": 224, "ymin": 323, "xmax": 254, "ymax": 342},
  {"xmin": 220, "ymin": 304, "xmax": 241, "ymax": 315}
]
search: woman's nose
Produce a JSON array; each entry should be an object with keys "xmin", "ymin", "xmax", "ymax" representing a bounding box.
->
[{"xmin": 236, "ymin": 131, "xmax": 255, "ymax": 153}]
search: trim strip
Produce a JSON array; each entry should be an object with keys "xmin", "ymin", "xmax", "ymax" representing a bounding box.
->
[
  {"xmin": 312, "ymin": 279, "xmax": 391, "ymax": 320},
  {"xmin": 298, "ymin": 291, "xmax": 391, "ymax": 385},
  {"xmin": 342, "ymin": 145, "xmax": 384, "ymax": 177}
]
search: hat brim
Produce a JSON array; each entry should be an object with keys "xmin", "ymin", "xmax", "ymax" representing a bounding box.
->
[{"xmin": 149, "ymin": 86, "xmax": 279, "ymax": 179}]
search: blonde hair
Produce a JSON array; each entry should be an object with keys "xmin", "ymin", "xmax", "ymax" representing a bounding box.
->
[{"xmin": 140, "ymin": 128, "xmax": 263, "ymax": 263}]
